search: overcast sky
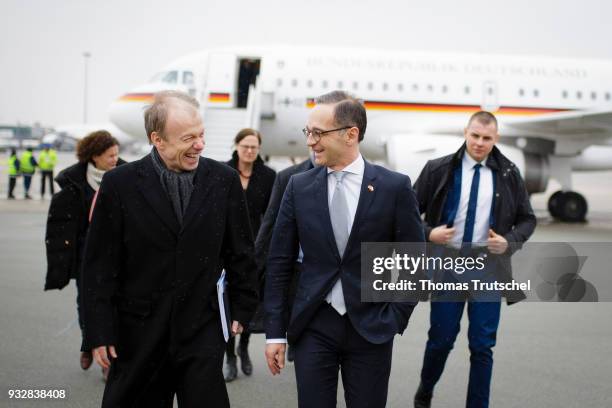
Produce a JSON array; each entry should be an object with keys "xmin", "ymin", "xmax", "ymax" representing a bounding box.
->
[{"xmin": 1, "ymin": 0, "xmax": 611, "ymax": 127}]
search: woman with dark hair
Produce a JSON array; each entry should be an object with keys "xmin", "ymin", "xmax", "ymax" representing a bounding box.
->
[
  {"xmin": 44, "ymin": 130, "xmax": 124, "ymax": 377},
  {"xmin": 224, "ymin": 128, "xmax": 276, "ymax": 382}
]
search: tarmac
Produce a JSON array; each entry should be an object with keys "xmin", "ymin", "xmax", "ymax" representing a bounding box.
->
[{"xmin": 1, "ymin": 151, "xmax": 611, "ymax": 407}]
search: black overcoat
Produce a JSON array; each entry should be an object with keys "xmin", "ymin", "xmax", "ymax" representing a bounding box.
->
[{"xmin": 81, "ymin": 155, "xmax": 258, "ymax": 358}]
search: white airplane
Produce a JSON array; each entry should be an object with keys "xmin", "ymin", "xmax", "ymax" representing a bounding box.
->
[
  {"xmin": 108, "ymin": 46, "xmax": 612, "ymax": 222},
  {"xmin": 43, "ymin": 123, "xmax": 133, "ymax": 149}
]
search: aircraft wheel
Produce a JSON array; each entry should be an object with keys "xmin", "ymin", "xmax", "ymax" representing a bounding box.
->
[
  {"xmin": 547, "ymin": 191, "xmax": 564, "ymax": 218},
  {"xmin": 548, "ymin": 191, "xmax": 587, "ymax": 222}
]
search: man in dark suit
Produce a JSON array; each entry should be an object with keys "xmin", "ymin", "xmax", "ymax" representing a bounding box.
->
[
  {"xmin": 253, "ymin": 156, "xmax": 314, "ymax": 361},
  {"xmin": 82, "ymin": 90, "xmax": 258, "ymax": 407},
  {"xmin": 264, "ymin": 91, "xmax": 425, "ymax": 408},
  {"xmin": 412, "ymin": 111, "xmax": 536, "ymax": 408},
  {"xmin": 254, "ymin": 156, "xmax": 314, "ymax": 274}
]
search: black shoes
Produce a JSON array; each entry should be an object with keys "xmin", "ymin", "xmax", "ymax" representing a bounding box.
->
[
  {"xmin": 224, "ymin": 355, "xmax": 238, "ymax": 382},
  {"xmin": 238, "ymin": 346, "xmax": 253, "ymax": 376},
  {"xmin": 414, "ymin": 383, "xmax": 433, "ymax": 408}
]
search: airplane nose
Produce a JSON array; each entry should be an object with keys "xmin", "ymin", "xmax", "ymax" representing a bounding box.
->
[{"xmin": 108, "ymin": 93, "xmax": 153, "ymax": 140}]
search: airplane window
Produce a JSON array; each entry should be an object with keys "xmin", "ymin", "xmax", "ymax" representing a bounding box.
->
[
  {"xmin": 367, "ymin": 82, "xmax": 374, "ymax": 91},
  {"xmin": 442, "ymin": 85, "xmax": 448, "ymax": 93},
  {"xmin": 562, "ymin": 90, "xmax": 568, "ymax": 98},
  {"xmin": 162, "ymin": 71, "xmax": 178, "ymax": 84},
  {"xmin": 464, "ymin": 86, "xmax": 470, "ymax": 94},
  {"xmin": 591, "ymin": 91, "xmax": 597, "ymax": 100},
  {"xmin": 398, "ymin": 83, "xmax": 404, "ymax": 92},
  {"xmin": 182, "ymin": 71, "xmax": 194, "ymax": 86},
  {"xmin": 307, "ymin": 79, "xmax": 313, "ymax": 88},
  {"xmin": 276, "ymin": 78, "xmax": 283, "ymax": 87},
  {"xmin": 577, "ymin": 91, "xmax": 582, "ymax": 99},
  {"xmin": 427, "ymin": 84, "xmax": 433, "ymax": 92},
  {"xmin": 606, "ymin": 92, "xmax": 611, "ymax": 101},
  {"xmin": 322, "ymin": 80, "xmax": 328, "ymax": 89},
  {"xmin": 533, "ymin": 89, "xmax": 539, "ymax": 97},
  {"xmin": 292, "ymin": 79, "xmax": 298, "ymax": 87},
  {"xmin": 149, "ymin": 71, "xmax": 166, "ymax": 83},
  {"xmin": 352, "ymin": 81, "xmax": 359, "ymax": 90},
  {"xmin": 337, "ymin": 80, "xmax": 344, "ymax": 89},
  {"xmin": 412, "ymin": 84, "xmax": 419, "ymax": 92},
  {"xmin": 487, "ymin": 87, "xmax": 493, "ymax": 96},
  {"xmin": 519, "ymin": 88, "xmax": 525, "ymax": 97},
  {"xmin": 382, "ymin": 83, "xmax": 388, "ymax": 91}
]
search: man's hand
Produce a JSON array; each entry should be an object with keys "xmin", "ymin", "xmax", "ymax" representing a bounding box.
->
[
  {"xmin": 487, "ymin": 229, "xmax": 508, "ymax": 254},
  {"xmin": 93, "ymin": 345, "xmax": 117, "ymax": 369},
  {"xmin": 265, "ymin": 343, "xmax": 286, "ymax": 375},
  {"xmin": 429, "ymin": 225, "xmax": 455, "ymax": 244},
  {"xmin": 231, "ymin": 321, "xmax": 243, "ymax": 337}
]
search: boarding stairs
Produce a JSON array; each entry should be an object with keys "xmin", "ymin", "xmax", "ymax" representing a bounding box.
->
[{"xmin": 200, "ymin": 84, "xmax": 262, "ymax": 162}]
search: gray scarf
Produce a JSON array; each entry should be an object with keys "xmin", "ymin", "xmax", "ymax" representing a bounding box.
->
[{"xmin": 150, "ymin": 148, "xmax": 196, "ymax": 225}]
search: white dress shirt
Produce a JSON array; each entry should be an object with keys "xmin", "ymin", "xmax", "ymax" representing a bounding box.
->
[
  {"xmin": 266, "ymin": 154, "xmax": 364, "ymax": 344},
  {"xmin": 324, "ymin": 154, "xmax": 364, "ymax": 314},
  {"xmin": 450, "ymin": 153, "xmax": 494, "ymax": 247}
]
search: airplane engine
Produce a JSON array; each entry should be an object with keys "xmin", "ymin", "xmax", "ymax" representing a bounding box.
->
[
  {"xmin": 385, "ymin": 134, "xmax": 466, "ymax": 181},
  {"xmin": 522, "ymin": 152, "xmax": 550, "ymax": 194}
]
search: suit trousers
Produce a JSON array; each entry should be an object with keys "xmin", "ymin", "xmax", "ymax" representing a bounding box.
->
[
  {"xmin": 102, "ymin": 316, "xmax": 228, "ymax": 408},
  {"xmin": 294, "ymin": 302, "xmax": 393, "ymax": 408},
  {"xmin": 419, "ymin": 300, "xmax": 501, "ymax": 408}
]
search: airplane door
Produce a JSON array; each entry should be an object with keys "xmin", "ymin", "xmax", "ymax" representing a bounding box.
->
[
  {"xmin": 482, "ymin": 81, "xmax": 499, "ymax": 112},
  {"xmin": 205, "ymin": 53, "xmax": 237, "ymax": 108}
]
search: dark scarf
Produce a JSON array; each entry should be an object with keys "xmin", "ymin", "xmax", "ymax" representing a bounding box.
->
[{"xmin": 150, "ymin": 148, "xmax": 196, "ymax": 225}]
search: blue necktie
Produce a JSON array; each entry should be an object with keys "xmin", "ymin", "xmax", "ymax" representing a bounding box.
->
[{"xmin": 462, "ymin": 163, "xmax": 482, "ymax": 243}]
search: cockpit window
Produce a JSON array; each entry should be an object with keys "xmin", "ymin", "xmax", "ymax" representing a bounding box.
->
[
  {"xmin": 149, "ymin": 71, "xmax": 178, "ymax": 84},
  {"xmin": 183, "ymin": 71, "xmax": 194, "ymax": 86}
]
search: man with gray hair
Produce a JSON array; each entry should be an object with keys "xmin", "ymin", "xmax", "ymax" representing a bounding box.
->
[
  {"xmin": 82, "ymin": 90, "xmax": 258, "ymax": 407},
  {"xmin": 264, "ymin": 90, "xmax": 425, "ymax": 407}
]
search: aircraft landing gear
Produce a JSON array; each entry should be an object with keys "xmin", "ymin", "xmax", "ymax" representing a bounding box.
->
[{"xmin": 548, "ymin": 191, "xmax": 588, "ymax": 222}]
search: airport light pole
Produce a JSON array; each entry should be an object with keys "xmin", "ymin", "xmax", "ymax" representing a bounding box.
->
[{"xmin": 83, "ymin": 51, "xmax": 91, "ymax": 124}]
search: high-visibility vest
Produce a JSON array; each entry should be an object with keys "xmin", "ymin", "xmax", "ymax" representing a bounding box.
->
[
  {"xmin": 39, "ymin": 149, "xmax": 57, "ymax": 171},
  {"xmin": 20, "ymin": 151, "xmax": 35, "ymax": 174},
  {"xmin": 8, "ymin": 155, "xmax": 19, "ymax": 176}
]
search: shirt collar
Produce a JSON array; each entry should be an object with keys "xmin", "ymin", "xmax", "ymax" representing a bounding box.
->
[
  {"xmin": 463, "ymin": 151, "xmax": 487, "ymax": 169},
  {"xmin": 327, "ymin": 153, "xmax": 364, "ymax": 176}
]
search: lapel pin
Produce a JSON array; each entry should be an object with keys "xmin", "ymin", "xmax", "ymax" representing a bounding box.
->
[{"xmin": 367, "ymin": 184, "xmax": 374, "ymax": 192}]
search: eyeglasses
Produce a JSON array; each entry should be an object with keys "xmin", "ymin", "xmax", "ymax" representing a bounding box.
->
[
  {"xmin": 302, "ymin": 126, "xmax": 352, "ymax": 142},
  {"xmin": 237, "ymin": 144, "xmax": 260, "ymax": 151}
]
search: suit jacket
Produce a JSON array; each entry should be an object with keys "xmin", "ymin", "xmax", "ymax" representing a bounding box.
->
[
  {"xmin": 82, "ymin": 155, "xmax": 258, "ymax": 354},
  {"xmin": 254, "ymin": 158, "xmax": 314, "ymax": 275},
  {"xmin": 264, "ymin": 160, "xmax": 425, "ymax": 345}
]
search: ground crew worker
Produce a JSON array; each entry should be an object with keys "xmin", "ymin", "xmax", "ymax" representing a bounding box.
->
[
  {"xmin": 39, "ymin": 144, "xmax": 58, "ymax": 198},
  {"xmin": 20, "ymin": 147, "xmax": 37, "ymax": 199},
  {"xmin": 7, "ymin": 148, "xmax": 20, "ymax": 199}
]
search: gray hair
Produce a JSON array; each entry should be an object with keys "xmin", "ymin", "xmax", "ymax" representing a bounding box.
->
[
  {"xmin": 144, "ymin": 90, "xmax": 200, "ymax": 141},
  {"xmin": 314, "ymin": 90, "xmax": 367, "ymax": 142}
]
